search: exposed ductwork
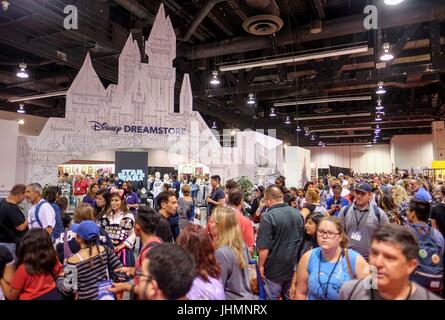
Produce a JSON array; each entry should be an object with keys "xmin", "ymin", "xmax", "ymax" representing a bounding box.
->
[
  {"xmin": 243, "ymin": 0, "xmax": 283, "ymax": 36},
  {"xmin": 178, "ymin": 2, "xmax": 445, "ymax": 60},
  {"xmin": 112, "ymin": 0, "xmax": 154, "ymax": 22},
  {"xmin": 183, "ymin": 0, "xmax": 226, "ymax": 42}
]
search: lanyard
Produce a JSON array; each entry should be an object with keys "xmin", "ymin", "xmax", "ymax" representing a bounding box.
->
[
  {"xmin": 318, "ymin": 249, "xmax": 342, "ymax": 299},
  {"xmin": 354, "ymin": 208, "xmax": 367, "ymax": 230}
]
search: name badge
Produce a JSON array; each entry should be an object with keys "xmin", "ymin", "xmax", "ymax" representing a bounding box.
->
[{"xmin": 351, "ymin": 231, "xmax": 362, "ymax": 242}]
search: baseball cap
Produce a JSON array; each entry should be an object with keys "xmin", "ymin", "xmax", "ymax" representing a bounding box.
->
[
  {"xmin": 355, "ymin": 182, "xmax": 372, "ymax": 193},
  {"xmin": 70, "ymin": 220, "xmax": 100, "ymax": 241}
]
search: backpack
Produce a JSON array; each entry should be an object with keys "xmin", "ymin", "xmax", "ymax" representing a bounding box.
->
[
  {"xmin": 343, "ymin": 203, "xmax": 381, "ymax": 223},
  {"xmin": 410, "ymin": 224, "xmax": 444, "ymax": 293},
  {"xmin": 137, "ymin": 241, "xmax": 161, "ymax": 268},
  {"xmin": 188, "ymin": 198, "xmax": 196, "ymax": 222},
  {"xmin": 34, "ymin": 201, "xmax": 64, "ymax": 240}
]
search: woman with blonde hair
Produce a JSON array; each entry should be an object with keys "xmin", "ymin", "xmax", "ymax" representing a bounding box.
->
[
  {"xmin": 292, "ymin": 216, "xmax": 368, "ymax": 300},
  {"xmin": 208, "ymin": 207, "xmax": 255, "ymax": 300},
  {"xmin": 392, "ymin": 185, "xmax": 410, "ymax": 220},
  {"xmin": 300, "ymin": 188, "xmax": 328, "ymax": 220}
]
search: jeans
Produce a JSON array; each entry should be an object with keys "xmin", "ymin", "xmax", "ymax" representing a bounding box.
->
[{"xmin": 264, "ymin": 278, "xmax": 292, "ymax": 300}]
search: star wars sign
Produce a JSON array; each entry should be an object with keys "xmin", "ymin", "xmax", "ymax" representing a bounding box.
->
[{"xmin": 118, "ymin": 169, "xmax": 145, "ymax": 181}]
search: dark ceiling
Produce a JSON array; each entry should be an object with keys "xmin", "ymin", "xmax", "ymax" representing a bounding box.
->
[{"xmin": 0, "ymin": 0, "xmax": 444, "ymax": 147}]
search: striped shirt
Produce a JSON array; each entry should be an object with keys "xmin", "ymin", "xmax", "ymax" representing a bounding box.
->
[{"xmin": 62, "ymin": 247, "xmax": 122, "ymax": 300}]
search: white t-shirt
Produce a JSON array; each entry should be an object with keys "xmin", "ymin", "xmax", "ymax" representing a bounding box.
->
[{"xmin": 28, "ymin": 199, "xmax": 56, "ymax": 229}]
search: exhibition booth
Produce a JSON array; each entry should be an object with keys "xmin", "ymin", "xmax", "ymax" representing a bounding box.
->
[{"xmin": 0, "ymin": 5, "xmax": 286, "ymax": 194}]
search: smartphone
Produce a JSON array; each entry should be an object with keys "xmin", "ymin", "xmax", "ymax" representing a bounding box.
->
[{"xmin": 113, "ymin": 272, "xmax": 130, "ymax": 283}]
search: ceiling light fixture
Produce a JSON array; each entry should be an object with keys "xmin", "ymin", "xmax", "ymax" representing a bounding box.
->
[
  {"xmin": 274, "ymin": 95, "xmax": 372, "ymax": 107},
  {"xmin": 376, "ymin": 82, "xmax": 386, "ymax": 95},
  {"xmin": 296, "ymin": 126, "xmax": 302, "ymax": 132},
  {"xmin": 375, "ymin": 115, "xmax": 383, "ymax": 122},
  {"xmin": 269, "ymin": 107, "xmax": 276, "ymax": 117},
  {"xmin": 293, "ymin": 112, "xmax": 371, "ymax": 121},
  {"xmin": 1, "ymin": 0, "xmax": 10, "ymax": 11},
  {"xmin": 310, "ymin": 134, "xmax": 316, "ymax": 141},
  {"xmin": 17, "ymin": 103, "xmax": 25, "ymax": 114},
  {"xmin": 380, "ymin": 43, "xmax": 394, "ymax": 61},
  {"xmin": 310, "ymin": 126, "xmax": 372, "ymax": 133},
  {"xmin": 210, "ymin": 70, "xmax": 220, "ymax": 85},
  {"xmin": 211, "ymin": 121, "xmax": 217, "ymax": 129},
  {"xmin": 376, "ymin": 104, "xmax": 384, "ymax": 111},
  {"xmin": 384, "ymin": 0, "xmax": 405, "ymax": 5},
  {"xmin": 8, "ymin": 90, "xmax": 67, "ymax": 102},
  {"xmin": 247, "ymin": 93, "xmax": 255, "ymax": 105},
  {"xmin": 218, "ymin": 44, "xmax": 369, "ymax": 72},
  {"xmin": 285, "ymin": 116, "xmax": 291, "ymax": 124},
  {"xmin": 16, "ymin": 63, "xmax": 29, "ymax": 79}
]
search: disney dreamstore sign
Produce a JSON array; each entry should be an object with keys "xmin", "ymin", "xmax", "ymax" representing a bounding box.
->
[{"xmin": 89, "ymin": 121, "xmax": 187, "ymax": 135}]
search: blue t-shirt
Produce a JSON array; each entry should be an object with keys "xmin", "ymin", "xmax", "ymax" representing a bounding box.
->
[
  {"xmin": 125, "ymin": 192, "xmax": 140, "ymax": 213},
  {"xmin": 207, "ymin": 187, "xmax": 225, "ymax": 217},
  {"xmin": 82, "ymin": 195, "xmax": 96, "ymax": 207},
  {"xmin": 326, "ymin": 196, "xmax": 350, "ymax": 217},
  {"xmin": 307, "ymin": 247, "xmax": 359, "ymax": 300}
]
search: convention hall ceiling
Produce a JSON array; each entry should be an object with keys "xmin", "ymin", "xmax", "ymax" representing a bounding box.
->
[{"xmin": 0, "ymin": 0, "xmax": 444, "ymax": 146}]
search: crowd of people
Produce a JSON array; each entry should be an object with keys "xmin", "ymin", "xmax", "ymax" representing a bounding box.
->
[{"xmin": 0, "ymin": 170, "xmax": 444, "ymax": 300}]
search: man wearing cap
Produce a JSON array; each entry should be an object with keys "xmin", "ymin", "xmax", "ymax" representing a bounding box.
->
[{"xmin": 338, "ymin": 181, "xmax": 389, "ymax": 260}]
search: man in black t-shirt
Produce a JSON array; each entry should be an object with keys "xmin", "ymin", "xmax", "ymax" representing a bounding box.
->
[
  {"xmin": 155, "ymin": 190, "xmax": 177, "ymax": 243},
  {"xmin": 0, "ymin": 184, "xmax": 28, "ymax": 255},
  {"xmin": 206, "ymin": 175, "xmax": 225, "ymax": 219}
]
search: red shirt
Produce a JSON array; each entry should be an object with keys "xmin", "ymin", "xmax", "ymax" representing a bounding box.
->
[
  {"xmin": 11, "ymin": 261, "xmax": 63, "ymax": 300},
  {"xmin": 235, "ymin": 210, "xmax": 255, "ymax": 250},
  {"xmin": 134, "ymin": 237, "xmax": 162, "ymax": 285},
  {"xmin": 74, "ymin": 179, "xmax": 88, "ymax": 195}
]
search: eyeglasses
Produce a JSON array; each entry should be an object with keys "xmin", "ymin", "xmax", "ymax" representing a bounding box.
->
[
  {"xmin": 135, "ymin": 271, "xmax": 153, "ymax": 282},
  {"xmin": 317, "ymin": 230, "xmax": 340, "ymax": 239}
]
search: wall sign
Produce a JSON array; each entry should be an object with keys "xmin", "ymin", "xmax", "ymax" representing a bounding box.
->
[{"xmin": 115, "ymin": 151, "xmax": 148, "ymax": 186}]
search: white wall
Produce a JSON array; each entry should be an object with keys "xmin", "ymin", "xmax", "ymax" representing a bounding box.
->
[
  {"xmin": 390, "ymin": 134, "xmax": 433, "ymax": 170},
  {"xmin": 284, "ymin": 146, "xmax": 311, "ymax": 188},
  {"xmin": 0, "ymin": 119, "xmax": 18, "ymax": 194},
  {"xmin": 308, "ymin": 144, "xmax": 391, "ymax": 174}
]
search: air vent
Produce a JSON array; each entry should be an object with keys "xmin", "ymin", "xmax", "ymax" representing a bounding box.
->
[{"xmin": 242, "ymin": 15, "xmax": 284, "ymax": 35}]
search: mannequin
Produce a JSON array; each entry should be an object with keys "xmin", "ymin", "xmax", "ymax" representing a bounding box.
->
[
  {"xmin": 152, "ymin": 172, "xmax": 163, "ymax": 198},
  {"xmin": 163, "ymin": 173, "xmax": 172, "ymax": 185}
]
